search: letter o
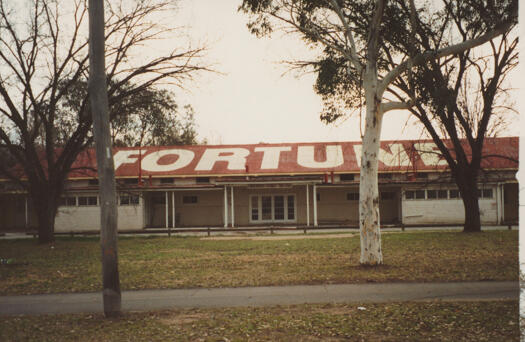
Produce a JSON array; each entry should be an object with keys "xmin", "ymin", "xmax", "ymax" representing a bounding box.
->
[{"xmin": 141, "ymin": 149, "xmax": 195, "ymax": 172}]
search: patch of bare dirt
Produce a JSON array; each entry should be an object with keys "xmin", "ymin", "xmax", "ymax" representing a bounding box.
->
[
  {"xmin": 160, "ymin": 312, "xmax": 208, "ymax": 326},
  {"xmin": 201, "ymin": 233, "xmax": 355, "ymax": 241}
]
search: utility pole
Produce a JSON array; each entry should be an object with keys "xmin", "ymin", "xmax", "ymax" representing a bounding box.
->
[{"xmin": 88, "ymin": 0, "xmax": 121, "ymax": 317}]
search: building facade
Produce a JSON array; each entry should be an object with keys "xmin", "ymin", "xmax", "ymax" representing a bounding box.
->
[{"xmin": 0, "ymin": 137, "xmax": 518, "ymax": 232}]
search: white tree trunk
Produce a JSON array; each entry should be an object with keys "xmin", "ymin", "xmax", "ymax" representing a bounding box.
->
[{"xmin": 358, "ymin": 73, "xmax": 383, "ymax": 265}]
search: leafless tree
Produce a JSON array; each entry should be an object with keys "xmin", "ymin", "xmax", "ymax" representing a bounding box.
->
[{"xmin": 0, "ymin": 0, "xmax": 208, "ymax": 243}]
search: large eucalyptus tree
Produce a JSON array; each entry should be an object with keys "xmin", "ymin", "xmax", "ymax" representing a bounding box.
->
[{"xmin": 240, "ymin": 0, "xmax": 517, "ymax": 264}]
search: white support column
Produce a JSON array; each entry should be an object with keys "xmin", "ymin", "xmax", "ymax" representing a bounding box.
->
[
  {"xmin": 313, "ymin": 184, "xmax": 318, "ymax": 227},
  {"xmin": 172, "ymin": 191, "xmax": 175, "ymax": 228},
  {"xmin": 165, "ymin": 191, "xmax": 169, "ymax": 228},
  {"xmin": 25, "ymin": 196, "xmax": 29, "ymax": 229},
  {"xmin": 306, "ymin": 184, "xmax": 310, "ymax": 226},
  {"xmin": 230, "ymin": 186, "xmax": 235, "ymax": 228},
  {"xmin": 224, "ymin": 186, "xmax": 228, "ymax": 228}
]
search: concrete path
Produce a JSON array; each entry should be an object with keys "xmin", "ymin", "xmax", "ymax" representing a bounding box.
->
[{"xmin": 0, "ymin": 281, "xmax": 517, "ymax": 316}]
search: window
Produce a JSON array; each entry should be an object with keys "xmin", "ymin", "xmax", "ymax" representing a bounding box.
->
[
  {"xmin": 250, "ymin": 194, "xmax": 296, "ymax": 222},
  {"xmin": 378, "ymin": 173, "xmax": 392, "ymax": 180},
  {"xmin": 480, "ymin": 188, "xmax": 493, "ymax": 199},
  {"xmin": 340, "ymin": 174, "xmax": 355, "ymax": 181},
  {"xmin": 274, "ymin": 196, "xmax": 285, "ymax": 220},
  {"xmin": 60, "ymin": 196, "xmax": 76, "ymax": 206},
  {"xmin": 380, "ymin": 191, "xmax": 395, "ymax": 200},
  {"xmin": 287, "ymin": 196, "xmax": 295, "ymax": 220},
  {"xmin": 415, "ymin": 190, "xmax": 425, "ymax": 199},
  {"xmin": 427, "ymin": 190, "xmax": 437, "ymax": 199},
  {"xmin": 251, "ymin": 196, "xmax": 259, "ymax": 220},
  {"xmin": 183, "ymin": 195, "xmax": 198, "ymax": 204},
  {"xmin": 160, "ymin": 178, "xmax": 174, "ymax": 184},
  {"xmin": 261, "ymin": 196, "xmax": 272, "ymax": 220},
  {"xmin": 120, "ymin": 195, "xmax": 139, "ymax": 205},
  {"xmin": 405, "ymin": 190, "xmax": 415, "ymax": 200},
  {"xmin": 437, "ymin": 190, "xmax": 448, "ymax": 199},
  {"xmin": 449, "ymin": 189, "xmax": 460, "ymax": 199},
  {"xmin": 88, "ymin": 179, "xmax": 99, "ymax": 186},
  {"xmin": 347, "ymin": 192, "xmax": 359, "ymax": 201},
  {"xmin": 78, "ymin": 196, "xmax": 97, "ymax": 206},
  {"xmin": 196, "ymin": 177, "xmax": 210, "ymax": 184}
]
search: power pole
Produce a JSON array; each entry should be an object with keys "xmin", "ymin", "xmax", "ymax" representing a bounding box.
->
[{"xmin": 88, "ymin": 0, "xmax": 121, "ymax": 317}]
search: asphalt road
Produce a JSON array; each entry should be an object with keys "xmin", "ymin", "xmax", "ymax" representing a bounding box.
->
[{"xmin": 0, "ymin": 281, "xmax": 518, "ymax": 316}]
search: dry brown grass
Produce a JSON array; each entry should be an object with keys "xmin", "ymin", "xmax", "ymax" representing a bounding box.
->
[{"xmin": 0, "ymin": 231, "xmax": 517, "ymax": 295}]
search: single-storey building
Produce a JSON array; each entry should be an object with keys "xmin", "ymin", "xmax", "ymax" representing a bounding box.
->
[{"xmin": 0, "ymin": 137, "xmax": 518, "ymax": 232}]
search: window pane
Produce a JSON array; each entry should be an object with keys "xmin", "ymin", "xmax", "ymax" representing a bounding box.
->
[
  {"xmin": 438, "ymin": 190, "xmax": 448, "ymax": 199},
  {"xmin": 483, "ymin": 189, "xmax": 493, "ymax": 198},
  {"xmin": 287, "ymin": 196, "xmax": 295, "ymax": 220},
  {"xmin": 415, "ymin": 190, "xmax": 425, "ymax": 199},
  {"xmin": 274, "ymin": 196, "xmax": 284, "ymax": 220},
  {"xmin": 251, "ymin": 196, "xmax": 259, "ymax": 221},
  {"xmin": 261, "ymin": 196, "xmax": 272, "ymax": 220},
  {"xmin": 405, "ymin": 191, "xmax": 414, "ymax": 199},
  {"xmin": 60, "ymin": 197, "xmax": 76, "ymax": 206},
  {"xmin": 120, "ymin": 196, "xmax": 130, "ymax": 205},
  {"xmin": 427, "ymin": 190, "xmax": 437, "ymax": 199},
  {"xmin": 449, "ymin": 189, "xmax": 460, "ymax": 199},
  {"xmin": 79, "ymin": 196, "xmax": 97, "ymax": 206},
  {"xmin": 130, "ymin": 195, "xmax": 139, "ymax": 204}
]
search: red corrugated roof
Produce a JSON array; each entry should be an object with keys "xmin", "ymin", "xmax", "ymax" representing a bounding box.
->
[{"xmin": 64, "ymin": 137, "xmax": 517, "ymax": 179}]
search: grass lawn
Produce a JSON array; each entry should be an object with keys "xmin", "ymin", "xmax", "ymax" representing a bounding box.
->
[
  {"xmin": 0, "ymin": 231, "xmax": 518, "ymax": 295},
  {"xmin": 0, "ymin": 301, "xmax": 518, "ymax": 341}
]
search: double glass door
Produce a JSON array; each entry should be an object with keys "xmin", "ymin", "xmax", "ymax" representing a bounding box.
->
[{"xmin": 250, "ymin": 194, "xmax": 295, "ymax": 223}]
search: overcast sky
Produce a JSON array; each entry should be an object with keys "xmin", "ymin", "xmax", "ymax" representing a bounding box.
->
[{"xmin": 166, "ymin": 0, "xmax": 519, "ymax": 145}]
